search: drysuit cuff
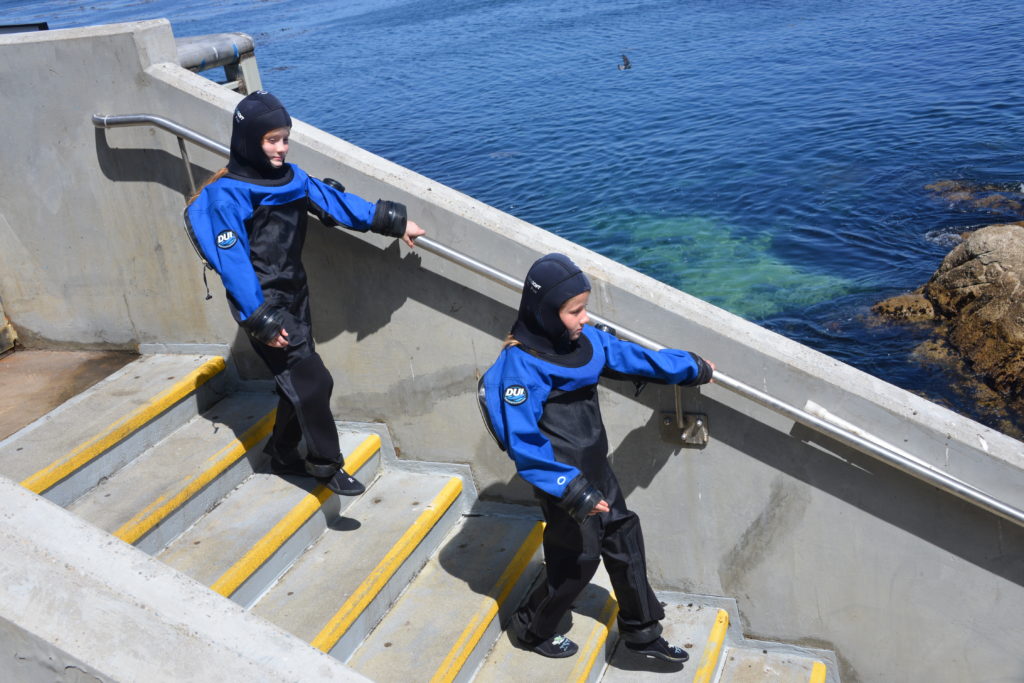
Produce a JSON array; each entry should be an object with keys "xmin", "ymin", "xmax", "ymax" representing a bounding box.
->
[
  {"xmin": 241, "ymin": 303, "xmax": 286, "ymax": 344},
  {"xmin": 557, "ymin": 475, "xmax": 605, "ymax": 524},
  {"xmin": 370, "ymin": 200, "xmax": 408, "ymax": 238},
  {"xmin": 680, "ymin": 352, "xmax": 714, "ymax": 386}
]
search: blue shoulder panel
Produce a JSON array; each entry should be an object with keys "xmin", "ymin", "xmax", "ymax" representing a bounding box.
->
[{"xmin": 481, "ymin": 346, "xmax": 583, "ymax": 498}]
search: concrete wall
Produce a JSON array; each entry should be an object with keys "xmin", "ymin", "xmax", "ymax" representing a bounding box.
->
[
  {"xmin": 1, "ymin": 20, "xmax": 1023, "ymax": 682},
  {"xmin": 0, "ymin": 477, "xmax": 368, "ymax": 682}
]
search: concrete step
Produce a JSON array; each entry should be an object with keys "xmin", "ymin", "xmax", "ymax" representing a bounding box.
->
[
  {"xmin": 251, "ymin": 469, "xmax": 466, "ymax": 662},
  {"xmin": 66, "ymin": 390, "xmax": 276, "ymax": 554},
  {"xmin": 604, "ymin": 601, "xmax": 728, "ymax": 683},
  {"xmin": 716, "ymin": 646, "xmax": 827, "ymax": 683},
  {"xmin": 0, "ymin": 353, "xmax": 227, "ymax": 506},
  {"xmin": 346, "ymin": 514, "xmax": 544, "ymax": 682},
  {"xmin": 472, "ymin": 564, "xmax": 618, "ymax": 683},
  {"xmin": 157, "ymin": 428, "xmax": 384, "ymax": 608}
]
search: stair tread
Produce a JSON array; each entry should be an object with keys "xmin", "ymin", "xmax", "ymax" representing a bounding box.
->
[
  {"xmin": 66, "ymin": 391, "xmax": 275, "ymax": 536},
  {"xmin": 157, "ymin": 430, "xmax": 381, "ymax": 587},
  {"xmin": 603, "ymin": 601, "xmax": 725, "ymax": 682},
  {"xmin": 347, "ymin": 514, "xmax": 540, "ymax": 681},
  {"xmin": 158, "ymin": 472, "xmax": 325, "ymax": 586},
  {"xmin": 250, "ymin": 469, "xmax": 458, "ymax": 642},
  {"xmin": 0, "ymin": 353, "xmax": 224, "ymax": 482},
  {"xmin": 473, "ymin": 564, "xmax": 616, "ymax": 683},
  {"xmin": 718, "ymin": 645, "xmax": 824, "ymax": 683}
]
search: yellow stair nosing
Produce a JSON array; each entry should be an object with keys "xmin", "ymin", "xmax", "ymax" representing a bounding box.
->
[
  {"xmin": 693, "ymin": 608, "xmax": 730, "ymax": 683},
  {"xmin": 20, "ymin": 356, "xmax": 226, "ymax": 494},
  {"xmin": 113, "ymin": 407, "xmax": 274, "ymax": 545},
  {"xmin": 809, "ymin": 660, "xmax": 827, "ymax": 683},
  {"xmin": 311, "ymin": 475, "xmax": 464, "ymax": 653},
  {"xmin": 569, "ymin": 595, "xmax": 619, "ymax": 683},
  {"xmin": 210, "ymin": 433, "xmax": 382, "ymax": 598},
  {"xmin": 429, "ymin": 520, "xmax": 545, "ymax": 683}
]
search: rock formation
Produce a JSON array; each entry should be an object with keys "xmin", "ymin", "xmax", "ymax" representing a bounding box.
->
[{"xmin": 874, "ymin": 223, "xmax": 1024, "ymax": 425}]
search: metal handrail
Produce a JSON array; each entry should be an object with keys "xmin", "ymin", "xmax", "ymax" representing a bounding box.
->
[{"xmin": 93, "ymin": 112, "xmax": 1024, "ymax": 528}]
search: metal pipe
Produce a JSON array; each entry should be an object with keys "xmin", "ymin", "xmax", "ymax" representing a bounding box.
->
[
  {"xmin": 92, "ymin": 113, "xmax": 1024, "ymax": 528},
  {"xmin": 93, "ymin": 114, "xmax": 229, "ymax": 156}
]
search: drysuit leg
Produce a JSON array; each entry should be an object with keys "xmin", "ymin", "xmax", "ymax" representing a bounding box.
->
[
  {"xmin": 250, "ymin": 322, "xmax": 343, "ymax": 477},
  {"xmin": 513, "ymin": 494, "xmax": 602, "ymax": 642},
  {"xmin": 598, "ymin": 474, "xmax": 664, "ymax": 644}
]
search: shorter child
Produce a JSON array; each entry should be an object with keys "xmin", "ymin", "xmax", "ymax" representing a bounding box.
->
[{"xmin": 480, "ymin": 253, "xmax": 713, "ymax": 661}]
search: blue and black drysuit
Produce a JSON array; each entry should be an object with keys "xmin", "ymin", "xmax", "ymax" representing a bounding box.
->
[
  {"xmin": 184, "ymin": 91, "xmax": 408, "ymax": 480},
  {"xmin": 480, "ymin": 254, "xmax": 713, "ymax": 646}
]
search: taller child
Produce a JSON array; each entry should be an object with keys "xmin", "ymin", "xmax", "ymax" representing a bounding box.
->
[
  {"xmin": 185, "ymin": 91, "xmax": 425, "ymax": 495},
  {"xmin": 481, "ymin": 253, "xmax": 713, "ymax": 662}
]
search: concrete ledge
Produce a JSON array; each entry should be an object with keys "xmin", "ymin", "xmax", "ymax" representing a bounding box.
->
[{"xmin": 0, "ymin": 476, "xmax": 368, "ymax": 682}]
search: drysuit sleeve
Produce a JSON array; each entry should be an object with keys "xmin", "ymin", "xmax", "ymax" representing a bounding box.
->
[
  {"xmin": 306, "ymin": 176, "xmax": 407, "ymax": 237},
  {"xmin": 483, "ymin": 359, "xmax": 581, "ymax": 499},
  {"xmin": 184, "ymin": 198, "xmax": 265, "ymax": 321},
  {"xmin": 593, "ymin": 326, "xmax": 713, "ymax": 386}
]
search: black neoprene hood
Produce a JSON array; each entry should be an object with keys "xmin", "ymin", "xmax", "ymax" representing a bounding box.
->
[
  {"xmin": 227, "ymin": 90, "xmax": 293, "ymax": 179},
  {"xmin": 511, "ymin": 253, "xmax": 591, "ymax": 355}
]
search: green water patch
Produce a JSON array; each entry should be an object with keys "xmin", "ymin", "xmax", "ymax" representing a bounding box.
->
[{"xmin": 590, "ymin": 214, "xmax": 852, "ymax": 320}]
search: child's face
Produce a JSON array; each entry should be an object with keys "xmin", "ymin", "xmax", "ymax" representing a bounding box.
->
[
  {"xmin": 261, "ymin": 126, "xmax": 290, "ymax": 168},
  {"xmin": 559, "ymin": 291, "xmax": 590, "ymax": 341}
]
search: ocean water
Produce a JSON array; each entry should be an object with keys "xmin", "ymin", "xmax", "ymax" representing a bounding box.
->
[{"xmin": 5, "ymin": 0, "xmax": 1024, "ymax": 430}]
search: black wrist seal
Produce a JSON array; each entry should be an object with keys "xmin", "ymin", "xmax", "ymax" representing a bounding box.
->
[
  {"xmin": 557, "ymin": 475, "xmax": 605, "ymax": 524},
  {"xmin": 680, "ymin": 352, "xmax": 714, "ymax": 386},
  {"xmin": 241, "ymin": 303, "xmax": 286, "ymax": 345},
  {"xmin": 370, "ymin": 200, "xmax": 408, "ymax": 238}
]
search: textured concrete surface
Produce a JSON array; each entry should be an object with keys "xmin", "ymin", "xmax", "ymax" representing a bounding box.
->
[
  {"xmin": 0, "ymin": 349, "xmax": 135, "ymax": 440},
  {"xmin": 0, "ymin": 476, "xmax": 369, "ymax": 682}
]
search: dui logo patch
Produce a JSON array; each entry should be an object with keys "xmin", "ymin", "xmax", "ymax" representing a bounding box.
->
[
  {"xmin": 503, "ymin": 385, "xmax": 528, "ymax": 406},
  {"xmin": 216, "ymin": 229, "xmax": 238, "ymax": 249}
]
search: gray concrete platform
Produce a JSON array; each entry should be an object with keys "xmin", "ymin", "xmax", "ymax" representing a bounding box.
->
[
  {"xmin": 718, "ymin": 646, "xmax": 825, "ymax": 682},
  {"xmin": 0, "ymin": 349, "xmax": 135, "ymax": 441},
  {"xmin": 0, "ymin": 352, "xmax": 226, "ymax": 485}
]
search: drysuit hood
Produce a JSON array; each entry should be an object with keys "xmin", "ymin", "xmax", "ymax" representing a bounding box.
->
[
  {"xmin": 511, "ymin": 253, "xmax": 591, "ymax": 355},
  {"xmin": 227, "ymin": 90, "xmax": 292, "ymax": 180}
]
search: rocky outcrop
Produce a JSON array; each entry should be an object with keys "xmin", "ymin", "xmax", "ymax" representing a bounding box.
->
[
  {"xmin": 925, "ymin": 180, "xmax": 1024, "ymax": 217},
  {"xmin": 874, "ymin": 223, "xmax": 1024, "ymax": 409}
]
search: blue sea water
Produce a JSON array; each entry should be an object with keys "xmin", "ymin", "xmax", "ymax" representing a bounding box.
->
[{"xmin": 4, "ymin": 0, "xmax": 1024, "ymax": 429}]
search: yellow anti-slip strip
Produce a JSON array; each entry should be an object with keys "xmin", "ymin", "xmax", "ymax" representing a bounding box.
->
[
  {"xmin": 430, "ymin": 521, "xmax": 545, "ymax": 683},
  {"xmin": 809, "ymin": 660, "xmax": 827, "ymax": 683},
  {"xmin": 211, "ymin": 433, "xmax": 381, "ymax": 598},
  {"xmin": 113, "ymin": 409, "xmax": 275, "ymax": 545},
  {"xmin": 692, "ymin": 609, "xmax": 730, "ymax": 683},
  {"xmin": 569, "ymin": 595, "xmax": 619, "ymax": 683},
  {"xmin": 311, "ymin": 476, "xmax": 464, "ymax": 653},
  {"xmin": 21, "ymin": 356, "xmax": 226, "ymax": 494}
]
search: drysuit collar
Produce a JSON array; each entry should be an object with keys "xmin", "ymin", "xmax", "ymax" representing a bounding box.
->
[
  {"xmin": 227, "ymin": 90, "xmax": 292, "ymax": 180},
  {"xmin": 511, "ymin": 253, "xmax": 591, "ymax": 355}
]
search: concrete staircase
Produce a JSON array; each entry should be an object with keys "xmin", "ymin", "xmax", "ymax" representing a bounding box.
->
[{"xmin": 0, "ymin": 351, "xmax": 837, "ymax": 682}]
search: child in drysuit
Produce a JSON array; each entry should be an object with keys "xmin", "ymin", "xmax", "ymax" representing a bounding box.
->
[
  {"xmin": 480, "ymin": 253, "xmax": 713, "ymax": 661},
  {"xmin": 185, "ymin": 91, "xmax": 424, "ymax": 496}
]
